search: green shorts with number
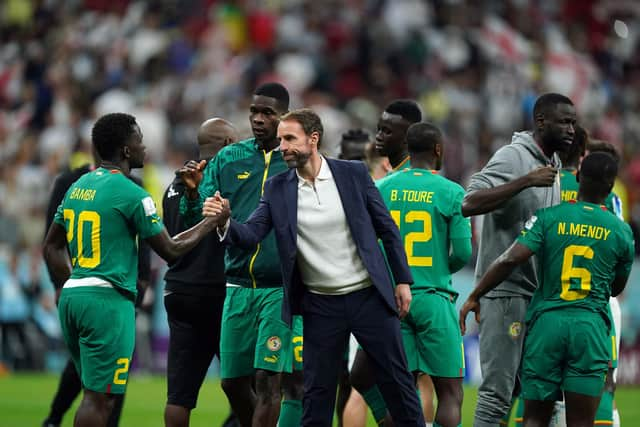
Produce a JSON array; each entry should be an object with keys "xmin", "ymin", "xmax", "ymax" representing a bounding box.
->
[
  {"xmin": 291, "ymin": 315, "xmax": 303, "ymax": 372},
  {"xmin": 522, "ymin": 308, "xmax": 610, "ymax": 401},
  {"xmin": 58, "ymin": 286, "xmax": 135, "ymax": 394},
  {"xmin": 401, "ymin": 290, "xmax": 464, "ymax": 378},
  {"xmin": 220, "ymin": 287, "xmax": 294, "ymax": 379}
]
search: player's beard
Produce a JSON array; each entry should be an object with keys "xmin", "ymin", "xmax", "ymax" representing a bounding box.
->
[{"xmin": 285, "ymin": 151, "xmax": 311, "ymax": 169}]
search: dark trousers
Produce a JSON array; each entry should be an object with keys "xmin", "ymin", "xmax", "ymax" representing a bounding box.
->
[{"xmin": 301, "ymin": 286, "xmax": 424, "ymax": 427}]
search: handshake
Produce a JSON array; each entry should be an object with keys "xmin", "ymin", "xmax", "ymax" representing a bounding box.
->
[{"xmin": 202, "ymin": 191, "xmax": 232, "ymax": 228}]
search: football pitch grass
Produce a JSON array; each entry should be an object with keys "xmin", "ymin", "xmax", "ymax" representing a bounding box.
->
[{"xmin": 2, "ymin": 374, "xmax": 640, "ymax": 426}]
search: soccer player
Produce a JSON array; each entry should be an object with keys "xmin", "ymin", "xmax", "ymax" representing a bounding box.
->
[
  {"xmin": 178, "ymin": 83, "xmax": 303, "ymax": 427},
  {"xmin": 462, "ymin": 93, "xmax": 575, "ymax": 427},
  {"xmin": 162, "ymin": 117, "xmax": 238, "ymax": 427},
  {"xmin": 551, "ymin": 131, "xmax": 625, "ymax": 427},
  {"xmin": 375, "ymin": 122, "xmax": 472, "ymax": 427},
  {"xmin": 460, "ymin": 151, "xmax": 634, "ymax": 427},
  {"xmin": 41, "ymin": 150, "xmax": 151, "ymax": 427},
  {"xmin": 374, "ymin": 100, "xmax": 422, "ymax": 171},
  {"xmin": 43, "ymin": 112, "xmax": 221, "ymax": 427}
]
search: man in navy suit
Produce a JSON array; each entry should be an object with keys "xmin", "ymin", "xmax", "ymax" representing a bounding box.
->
[{"xmin": 204, "ymin": 108, "xmax": 424, "ymax": 426}]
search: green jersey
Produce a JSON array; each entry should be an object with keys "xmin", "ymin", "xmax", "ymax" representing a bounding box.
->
[
  {"xmin": 517, "ymin": 201, "xmax": 634, "ymax": 324},
  {"xmin": 560, "ymin": 168, "xmax": 622, "ymax": 219},
  {"xmin": 180, "ymin": 138, "xmax": 288, "ymax": 288},
  {"xmin": 54, "ymin": 168, "xmax": 164, "ymax": 297},
  {"xmin": 376, "ymin": 168, "xmax": 471, "ymax": 296}
]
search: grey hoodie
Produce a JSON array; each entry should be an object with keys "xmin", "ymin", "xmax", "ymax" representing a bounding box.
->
[{"xmin": 467, "ymin": 131, "xmax": 561, "ymax": 297}]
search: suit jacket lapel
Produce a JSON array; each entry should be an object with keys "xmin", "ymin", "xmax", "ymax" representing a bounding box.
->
[
  {"xmin": 284, "ymin": 169, "xmax": 298, "ymax": 243},
  {"xmin": 327, "ymin": 159, "xmax": 357, "ymax": 233}
]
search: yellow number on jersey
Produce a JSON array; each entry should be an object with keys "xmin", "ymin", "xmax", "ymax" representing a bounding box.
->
[
  {"xmin": 113, "ymin": 358, "xmax": 130, "ymax": 385},
  {"xmin": 390, "ymin": 210, "xmax": 433, "ymax": 267},
  {"xmin": 292, "ymin": 336, "xmax": 303, "ymax": 363},
  {"xmin": 63, "ymin": 209, "xmax": 102, "ymax": 268},
  {"xmin": 560, "ymin": 244, "xmax": 594, "ymax": 301}
]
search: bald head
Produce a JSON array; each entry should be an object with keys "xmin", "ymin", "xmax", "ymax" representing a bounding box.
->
[{"xmin": 197, "ymin": 118, "xmax": 238, "ymax": 160}]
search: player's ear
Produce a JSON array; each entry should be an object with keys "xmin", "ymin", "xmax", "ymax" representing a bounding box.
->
[{"xmin": 123, "ymin": 145, "xmax": 131, "ymax": 159}]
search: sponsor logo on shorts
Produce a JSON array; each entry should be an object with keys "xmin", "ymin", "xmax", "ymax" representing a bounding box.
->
[
  {"xmin": 266, "ymin": 336, "xmax": 282, "ymax": 352},
  {"xmin": 508, "ymin": 321, "xmax": 522, "ymax": 339},
  {"xmin": 264, "ymin": 355, "xmax": 279, "ymax": 363},
  {"xmin": 237, "ymin": 171, "xmax": 251, "ymax": 180}
]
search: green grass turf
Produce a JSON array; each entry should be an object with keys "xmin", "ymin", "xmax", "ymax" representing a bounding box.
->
[{"xmin": 1, "ymin": 373, "xmax": 639, "ymax": 426}]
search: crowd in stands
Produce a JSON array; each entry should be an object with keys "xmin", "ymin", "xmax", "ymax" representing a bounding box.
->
[{"xmin": 2, "ymin": 0, "xmax": 640, "ymax": 371}]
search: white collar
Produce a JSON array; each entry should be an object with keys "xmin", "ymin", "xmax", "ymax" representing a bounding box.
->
[{"xmin": 296, "ymin": 155, "xmax": 331, "ymax": 187}]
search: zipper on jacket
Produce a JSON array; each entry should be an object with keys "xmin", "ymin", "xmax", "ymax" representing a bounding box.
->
[{"xmin": 249, "ymin": 150, "xmax": 274, "ymax": 288}]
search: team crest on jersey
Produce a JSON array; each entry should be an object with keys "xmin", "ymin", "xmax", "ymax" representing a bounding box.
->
[
  {"xmin": 141, "ymin": 197, "xmax": 157, "ymax": 216},
  {"xmin": 266, "ymin": 336, "xmax": 282, "ymax": 352},
  {"xmin": 524, "ymin": 215, "xmax": 537, "ymax": 230},
  {"xmin": 508, "ymin": 322, "xmax": 522, "ymax": 338}
]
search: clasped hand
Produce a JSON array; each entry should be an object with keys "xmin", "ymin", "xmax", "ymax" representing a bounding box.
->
[{"xmin": 202, "ymin": 191, "xmax": 231, "ymax": 226}]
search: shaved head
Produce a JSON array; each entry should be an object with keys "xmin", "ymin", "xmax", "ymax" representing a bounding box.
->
[{"xmin": 197, "ymin": 118, "xmax": 238, "ymax": 160}]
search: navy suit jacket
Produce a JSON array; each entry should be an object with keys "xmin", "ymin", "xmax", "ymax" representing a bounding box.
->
[{"xmin": 225, "ymin": 158, "xmax": 413, "ymax": 326}]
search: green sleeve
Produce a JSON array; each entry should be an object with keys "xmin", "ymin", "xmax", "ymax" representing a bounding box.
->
[
  {"xmin": 516, "ymin": 209, "xmax": 545, "ymax": 253},
  {"xmin": 53, "ymin": 202, "xmax": 65, "ymax": 226},
  {"xmin": 449, "ymin": 237, "xmax": 472, "ymax": 273},
  {"xmin": 178, "ymin": 157, "xmax": 220, "ymax": 227},
  {"xmin": 130, "ymin": 189, "xmax": 164, "ymax": 239},
  {"xmin": 448, "ymin": 189, "xmax": 472, "ymax": 272},
  {"xmin": 448, "ymin": 189, "xmax": 471, "ymax": 240}
]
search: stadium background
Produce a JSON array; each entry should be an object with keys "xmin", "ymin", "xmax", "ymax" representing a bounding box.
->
[{"xmin": 2, "ymin": 0, "xmax": 640, "ymax": 425}]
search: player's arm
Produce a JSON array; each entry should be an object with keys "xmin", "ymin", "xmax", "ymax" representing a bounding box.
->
[
  {"xmin": 43, "ymin": 222, "xmax": 72, "ymax": 290},
  {"xmin": 205, "ymin": 189, "xmax": 274, "ymax": 250},
  {"xmin": 458, "ymin": 242, "xmax": 533, "ymax": 334},
  {"xmin": 144, "ymin": 215, "xmax": 219, "ymax": 263},
  {"xmin": 611, "ymin": 274, "xmax": 629, "ymax": 298},
  {"xmin": 462, "ymin": 166, "xmax": 557, "ymax": 217},
  {"xmin": 178, "ymin": 159, "xmax": 214, "ymax": 226},
  {"xmin": 449, "ymin": 237, "xmax": 472, "ymax": 273}
]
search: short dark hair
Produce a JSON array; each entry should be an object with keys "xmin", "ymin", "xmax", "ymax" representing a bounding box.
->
[
  {"xmin": 91, "ymin": 113, "xmax": 138, "ymax": 161},
  {"xmin": 254, "ymin": 82, "xmax": 290, "ymax": 110},
  {"xmin": 384, "ymin": 100, "xmax": 422, "ymax": 124},
  {"xmin": 406, "ymin": 122, "xmax": 442, "ymax": 154},
  {"xmin": 587, "ymin": 140, "xmax": 620, "ymax": 164},
  {"xmin": 533, "ymin": 93, "xmax": 574, "ymax": 119},
  {"xmin": 280, "ymin": 108, "xmax": 324, "ymax": 147},
  {"xmin": 580, "ymin": 152, "xmax": 618, "ymax": 184},
  {"xmin": 341, "ymin": 128, "xmax": 370, "ymax": 143}
]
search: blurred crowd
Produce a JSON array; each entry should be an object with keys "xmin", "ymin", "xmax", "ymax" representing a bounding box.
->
[{"xmin": 3, "ymin": 0, "xmax": 640, "ymax": 370}]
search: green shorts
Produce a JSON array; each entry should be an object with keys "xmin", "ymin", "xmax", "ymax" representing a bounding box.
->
[
  {"xmin": 521, "ymin": 308, "xmax": 609, "ymax": 401},
  {"xmin": 401, "ymin": 290, "xmax": 464, "ymax": 378},
  {"xmin": 291, "ymin": 315, "xmax": 303, "ymax": 372},
  {"xmin": 220, "ymin": 287, "xmax": 294, "ymax": 378},
  {"xmin": 58, "ymin": 286, "xmax": 135, "ymax": 394}
]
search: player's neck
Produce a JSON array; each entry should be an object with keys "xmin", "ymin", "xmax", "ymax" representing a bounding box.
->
[
  {"xmin": 578, "ymin": 192, "xmax": 606, "ymax": 205},
  {"xmin": 389, "ymin": 151, "xmax": 410, "ymax": 170},
  {"xmin": 258, "ymin": 137, "xmax": 279, "ymax": 153},
  {"xmin": 410, "ymin": 156, "xmax": 436, "ymax": 171},
  {"xmin": 100, "ymin": 161, "xmax": 129, "ymax": 175}
]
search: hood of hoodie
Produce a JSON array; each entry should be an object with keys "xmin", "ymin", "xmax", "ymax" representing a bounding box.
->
[{"xmin": 510, "ymin": 131, "xmax": 562, "ymax": 169}]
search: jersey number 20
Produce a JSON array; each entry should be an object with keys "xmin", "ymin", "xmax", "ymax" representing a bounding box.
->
[
  {"xmin": 560, "ymin": 244, "xmax": 593, "ymax": 301},
  {"xmin": 63, "ymin": 209, "xmax": 101, "ymax": 268},
  {"xmin": 390, "ymin": 210, "xmax": 432, "ymax": 267}
]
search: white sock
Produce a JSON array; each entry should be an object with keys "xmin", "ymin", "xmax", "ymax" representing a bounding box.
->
[
  {"xmin": 613, "ymin": 408, "xmax": 620, "ymax": 427},
  {"xmin": 549, "ymin": 401, "xmax": 567, "ymax": 427},
  {"xmin": 425, "ymin": 423, "xmax": 433, "ymax": 427}
]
